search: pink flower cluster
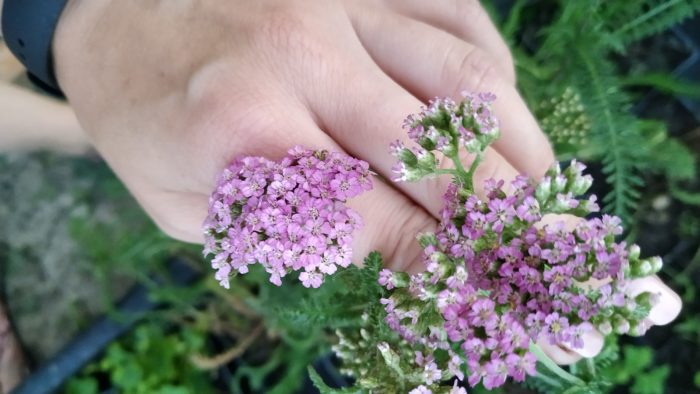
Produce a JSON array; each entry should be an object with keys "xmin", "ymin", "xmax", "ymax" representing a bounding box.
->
[
  {"xmin": 380, "ymin": 165, "xmax": 662, "ymax": 389},
  {"xmin": 392, "ymin": 92, "xmax": 500, "ymax": 182},
  {"xmin": 203, "ymin": 146, "xmax": 372, "ymax": 288},
  {"xmin": 379, "ymin": 93, "xmax": 663, "ymax": 390},
  {"xmin": 404, "ymin": 92, "xmax": 499, "ymax": 149}
]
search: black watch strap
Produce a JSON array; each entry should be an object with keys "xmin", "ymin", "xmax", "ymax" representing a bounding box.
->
[{"xmin": 2, "ymin": 0, "xmax": 69, "ymax": 92}]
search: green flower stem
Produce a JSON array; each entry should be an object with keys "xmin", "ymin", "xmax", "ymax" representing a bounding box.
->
[
  {"xmin": 452, "ymin": 154, "xmax": 470, "ymax": 179},
  {"xmin": 529, "ymin": 342, "xmax": 585, "ymax": 386},
  {"xmin": 569, "ymin": 362, "xmax": 578, "ymax": 375},
  {"xmin": 534, "ymin": 371, "xmax": 564, "ymax": 389},
  {"xmin": 585, "ymin": 357, "xmax": 597, "ymax": 378},
  {"xmin": 433, "ymin": 169, "xmax": 460, "ymax": 177},
  {"xmin": 466, "ymin": 152, "xmax": 483, "ymax": 180},
  {"xmin": 448, "ymin": 151, "xmax": 482, "ymax": 193}
]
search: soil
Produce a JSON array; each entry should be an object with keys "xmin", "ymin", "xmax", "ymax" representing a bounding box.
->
[{"xmin": 0, "ymin": 154, "xmax": 134, "ymax": 363}]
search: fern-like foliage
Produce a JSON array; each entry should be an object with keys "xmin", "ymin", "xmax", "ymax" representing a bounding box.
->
[
  {"xmin": 604, "ymin": 0, "xmax": 700, "ymax": 50},
  {"xmin": 227, "ymin": 253, "xmax": 386, "ymax": 393},
  {"xmin": 574, "ymin": 51, "xmax": 646, "ymax": 220},
  {"xmin": 536, "ymin": 1, "xmax": 647, "ymax": 220},
  {"xmin": 487, "ymin": 0, "xmax": 700, "ymax": 223}
]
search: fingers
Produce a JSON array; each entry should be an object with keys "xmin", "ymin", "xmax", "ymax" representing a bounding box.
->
[
  {"xmin": 563, "ymin": 329, "xmax": 605, "ymax": 358},
  {"xmin": 382, "ymin": 0, "xmax": 515, "ymax": 83},
  {"xmin": 310, "ymin": 64, "xmax": 521, "ymax": 218},
  {"xmin": 628, "ymin": 275, "xmax": 682, "ymax": 326},
  {"xmin": 546, "ymin": 273, "xmax": 681, "ymax": 363},
  {"xmin": 349, "ymin": 12, "xmax": 554, "ymax": 180},
  {"xmin": 149, "ymin": 94, "xmax": 435, "ymax": 273},
  {"xmin": 538, "ymin": 341, "xmax": 582, "ymax": 365}
]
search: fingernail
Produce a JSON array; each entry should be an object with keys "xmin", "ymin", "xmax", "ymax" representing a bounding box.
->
[
  {"xmin": 648, "ymin": 277, "xmax": 682, "ymax": 325},
  {"xmin": 538, "ymin": 340, "xmax": 582, "ymax": 365},
  {"xmin": 628, "ymin": 276, "xmax": 682, "ymax": 326},
  {"xmin": 569, "ymin": 330, "xmax": 604, "ymax": 358}
]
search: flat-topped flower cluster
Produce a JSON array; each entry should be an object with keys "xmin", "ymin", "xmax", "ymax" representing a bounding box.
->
[
  {"xmin": 378, "ymin": 93, "xmax": 662, "ymax": 391},
  {"xmin": 203, "ymin": 92, "xmax": 667, "ymax": 394},
  {"xmin": 203, "ymin": 146, "xmax": 372, "ymax": 288}
]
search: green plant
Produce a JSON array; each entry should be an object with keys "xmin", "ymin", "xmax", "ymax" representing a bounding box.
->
[
  {"xmin": 61, "ymin": 2, "xmax": 700, "ymax": 393},
  {"xmin": 600, "ymin": 344, "xmax": 670, "ymax": 394},
  {"xmin": 487, "ymin": 0, "xmax": 700, "ymax": 222},
  {"xmin": 65, "ymin": 323, "xmax": 214, "ymax": 394}
]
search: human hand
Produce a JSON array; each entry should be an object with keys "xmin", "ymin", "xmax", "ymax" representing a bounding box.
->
[
  {"xmin": 52, "ymin": 0, "xmax": 679, "ymax": 362},
  {"xmin": 53, "ymin": 0, "xmax": 541, "ymax": 257}
]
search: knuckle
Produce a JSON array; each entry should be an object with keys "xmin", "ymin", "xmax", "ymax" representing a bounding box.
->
[
  {"xmin": 464, "ymin": 49, "xmax": 503, "ymax": 94},
  {"xmin": 184, "ymin": 79, "xmax": 290, "ymax": 158},
  {"xmin": 449, "ymin": 0, "xmax": 517, "ymax": 86},
  {"xmin": 444, "ymin": 45, "xmax": 503, "ymax": 96}
]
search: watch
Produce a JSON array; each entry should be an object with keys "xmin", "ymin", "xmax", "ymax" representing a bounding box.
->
[{"xmin": 1, "ymin": 0, "xmax": 69, "ymax": 93}]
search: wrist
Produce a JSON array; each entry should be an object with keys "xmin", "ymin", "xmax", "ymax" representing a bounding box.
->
[{"xmin": 2, "ymin": 0, "xmax": 74, "ymax": 91}]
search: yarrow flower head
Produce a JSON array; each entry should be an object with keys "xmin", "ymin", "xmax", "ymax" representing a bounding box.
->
[
  {"xmin": 377, "ymin": 93, "xmax": 665, "ymax": 390},
  {"xmin": 391, "ymin": 92, "xmax": 500, "ymax": 182},
  {"xmin": 203, "ymin": 146, "xmax": 372, "ymax": 288}
]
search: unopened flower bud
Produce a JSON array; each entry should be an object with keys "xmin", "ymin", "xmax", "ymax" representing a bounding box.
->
[
  {"xmin": 552, "ymin": 193, "xmax": 578, "ymax": 212},
  {"xmin": 579, "ymin": 195, "xmax": 600, "ymax": 213},
  {"xmin": 377, "ymin": 342, "xmax": 402, "ymax": 372},
  {"xmin": 392, "ymin": 272, "xmax": 410, "ymax": 288},
  {"xmin": 546, "ymin": 163, "xmax": 562, "ymax": 178},
  {"xmin": 649, "ymin": 256, "xmax": 663, "ymax": 273},
  {"xmin": 416, "ymin": 150, "xmax": 438, "ymax": 171},
  {"xmin": 463, "ymin": 137, "xmax": 482, "ymax": 153},
  {"xmin": 570, "ymin": 174, "xmax": 593, "ymax": 196},
  {"xmin": 553, "ymin": 174, "xmax": 568, "ymax": 193},
  {"xmin": 632, "ymin": 260, "xmax": 652, "ymax": 277},
  {"xmin": 632, "ymin": 319, "xmax": 652, "ymax": 337},
  {"xmin": 628, "ymin": 244, "xmax": 641, "ymax": 261},
  {"xmin": 563, "ymin": 160, "xmax": 586, "ymax": 178},
  {"xmin": 635, "ymin": 291, "xmax": 661, "ymax": 309},
  {"xmin": 418, "ymin": 233, "xmax": 438, "ymax": 248},
  {"xmin": 598, "ymin": 321, "xmax": 613, "ymax": 335},
  {"xmin": 613, "ymin": 317, "xmax": 630, "ymax": 334},
  {"xmin": 535, "ymin": 177, "xmax": 552, "ymax": 203},
  {"xmin": 397, "ymin": 147, "xmax": 418, "ymax": 166},
  {"xmin": 430, "ymin": 251, "xmax": 449, "ymax": 264},
  {"xmin": 360, "ymin": 328, "xmax": 370, "ymax": 341}
]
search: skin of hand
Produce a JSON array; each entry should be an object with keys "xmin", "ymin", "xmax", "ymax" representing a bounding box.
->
[
  {"xmin": 52, "ymin": 0, "xmax": 680, "ymax": 363},
  {"xmin": 0, "ymin": 82, "xmax": 88, "ymax": 154},
  {"xmin": 0, "ymin": 42, "xmax": 87, "ymax": 154}
]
